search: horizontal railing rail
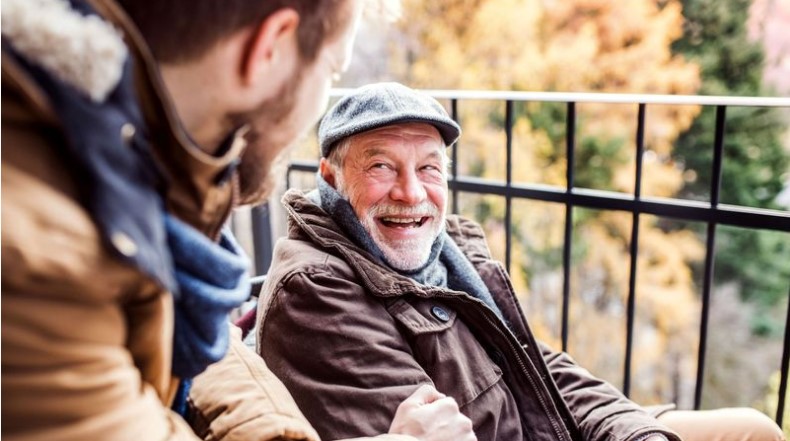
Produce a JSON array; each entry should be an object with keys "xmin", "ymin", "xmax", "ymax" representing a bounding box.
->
[{"xmin": 333, "ymin": 88, "xmax": 790, "ymax": 106}]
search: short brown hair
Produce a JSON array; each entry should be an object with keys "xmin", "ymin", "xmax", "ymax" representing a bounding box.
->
[{"xmin": 117, "ymin": 0, "xmax": 351, "ymax": 63}]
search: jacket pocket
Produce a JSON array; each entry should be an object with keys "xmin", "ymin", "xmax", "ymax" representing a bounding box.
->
[{"xmin": 387, "ymin": 298, "xmax": 503, "ymax": 408}]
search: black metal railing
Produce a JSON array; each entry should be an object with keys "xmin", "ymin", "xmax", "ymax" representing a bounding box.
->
[{"xmin": 248, "ymin": 89, "xmax": 790, "ymax": 424}]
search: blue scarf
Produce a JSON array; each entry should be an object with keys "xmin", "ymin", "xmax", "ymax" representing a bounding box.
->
[
  {"xmin": 165, "ymin": 214, "xmax": 251, "ymax": 379},
  {"xmin": 166, "ymin": 215, "xmax": 250, "ymax": 417}
]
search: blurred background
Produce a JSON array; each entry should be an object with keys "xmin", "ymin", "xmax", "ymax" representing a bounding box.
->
[{"xmin": 237, "ymin": 0, "xmax": 790, "ymax": 432}]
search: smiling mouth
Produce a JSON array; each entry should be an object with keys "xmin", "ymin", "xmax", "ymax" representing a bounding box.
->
[{"xmin": 379, "ymin": 216, "xmax": 429, "ymax": 228}]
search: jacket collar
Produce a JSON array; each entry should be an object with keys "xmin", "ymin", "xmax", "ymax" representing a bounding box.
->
[
  {"xmin": 281, "ymin": 188, "xmax": 495, "ymax": 299},
  {"xmin": 1, "ymin": 0, "xmax": 128, "ymax": 103}
]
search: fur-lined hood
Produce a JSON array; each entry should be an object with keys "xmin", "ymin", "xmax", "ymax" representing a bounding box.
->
[{"xmin": 2, "ymin": 0, "xmax": 127, "ymax": 102}]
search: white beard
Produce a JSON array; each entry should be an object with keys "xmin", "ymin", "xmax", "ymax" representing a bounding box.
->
[{"xmin": 336, "ymin": 177, "xmax": 444, "ymax": 271}]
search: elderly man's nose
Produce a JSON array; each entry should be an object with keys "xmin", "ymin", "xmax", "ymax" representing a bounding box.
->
[{"xmin": 391, "ymin": 171, "xmax": 426, "ymax": 204}]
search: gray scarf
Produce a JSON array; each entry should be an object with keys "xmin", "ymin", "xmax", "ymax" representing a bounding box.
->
[{"xmin": 315, "ymin": 176, "xmax": 503, "ymax": 319}]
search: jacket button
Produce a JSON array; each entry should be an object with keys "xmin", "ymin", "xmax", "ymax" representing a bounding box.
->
[
  {"xmin": 431, "ymin": 306, "xmax": 450, "ymax": 322},
  {"xmin": 111, "ymin": 231, "xmax": 138, "ymax": 257},
  {"xmin": 120, "ymin": 123, "xmax": 136, "ymax": 144}
]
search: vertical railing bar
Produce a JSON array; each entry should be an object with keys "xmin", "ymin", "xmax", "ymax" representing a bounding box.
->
[
  {"xmin": 251, "ymin": 203, "xmax": 274, "ymax": 276},
  {"xmin": 451, "ymin": 99, "xmax": 460, "ymax": 215},
  {"xmin": 776, "ymin": 285, "xmax": 790, "ymax": 426},
  {"xmin": 632, "ymin": 104, "xmax": 646, "ymax": 200},
  {"xmin": 695, "ymin": 222, "xmax": 717, "ymax": 409},
  {"xmin": 623, "ymin": 103, "xmax": 646, "ymax": 397},
  {"xmin": 709, "ymin": 106, "xmax": 726, "ymax": 208},
  {"xmin": 505, "ymin": 100, "xmax": 514, "ymax": 274},
  {"xmin": 694, "ymin": 104, "xmax": 727, "ymax": 410},
  {"xmin": 562, "ymin": 102, "xmax": 576, "ymax": 352}
]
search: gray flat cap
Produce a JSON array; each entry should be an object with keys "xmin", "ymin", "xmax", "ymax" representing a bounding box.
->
[{"xmin": 318, "ymin": 82, "xmax": 461, "ymax": 157}]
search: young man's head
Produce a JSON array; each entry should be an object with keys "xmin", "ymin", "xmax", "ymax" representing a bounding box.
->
[
  {"xmin": 118, "ymin": 0, "xmax": 386, "ymax": 204},
  {"xmin": 318, "ymin": 82, "xmax": 461, "ymax": 270}
]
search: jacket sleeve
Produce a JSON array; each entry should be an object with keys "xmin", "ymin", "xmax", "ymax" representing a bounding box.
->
[
  {"xmin": 539, "ymin": 342, "xmax": 681, "ymax": 441},
  {"xmin": 0, "ymin": 142, "xmax": 204, "ymax": 441},
  {"xmin": 2, "ymin": 281, "xmax": 200, "ymax": 441},
  {"xmin": 257, "ymin": 269, "xmax": 432, "ymax": 441},
  {"xmin": 1, "ymin": 278, "xmax": 201, "ymax": 441},
  {"xmin": 188, "ymin": 324, "xmax": 323, "ymax": 441}
]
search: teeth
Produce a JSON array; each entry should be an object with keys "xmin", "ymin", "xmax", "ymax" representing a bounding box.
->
[{"xmin": 382, "ymin": 217, "xmax": 422, "ymax": 224}]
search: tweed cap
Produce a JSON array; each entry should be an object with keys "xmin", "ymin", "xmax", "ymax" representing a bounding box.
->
[{"xmin": 318, "ymin": 82, "xmax": 461, "ymax": 157}]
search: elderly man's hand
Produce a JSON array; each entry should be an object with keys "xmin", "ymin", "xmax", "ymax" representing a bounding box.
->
[{"xmin": 388, "ymin": 385, "xmax": 477, "ymax": 441}]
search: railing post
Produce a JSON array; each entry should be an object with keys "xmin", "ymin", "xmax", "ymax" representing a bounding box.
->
[
  {"xmin": 694, "ymin": 105, "xmax": 727, "ymax": 410},
  {"xmin": 451, "ymin": 99, "xmax": 460, "ymax": 215},
  {"xmin": 777, "ymin": 285, "xmax": 790, "ymax": 426},
  {"xmin": 623, "ymin": 103, "xmax": 647, "ymax": 397},
  {"xmin": 505, "ymin": 100, "xmax": 514, "ymax": 274},
  {"xmin": 561, "ymin": 102, "xmax": 576, "ymax": 352},
  {"xmin": 251, "ymin": 203, "xmax": 274, "ymax": 276}
]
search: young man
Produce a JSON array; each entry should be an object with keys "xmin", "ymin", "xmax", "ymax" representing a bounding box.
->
[
  {"xmin": 2, "ymin": 1, "xmax": 474, "ymax": 440},
  {"xmin": 256, "ymin": 82, "xmax": 786, "ymax": 441}
]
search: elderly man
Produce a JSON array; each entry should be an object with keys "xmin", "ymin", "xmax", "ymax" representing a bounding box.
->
[
  {"xmin": 2, "ymin": 0, "xmax": 472, "ymax": 439},
  {"xmin": 256, "ymin": 82, "xmax": 785, "ymax": 441}
]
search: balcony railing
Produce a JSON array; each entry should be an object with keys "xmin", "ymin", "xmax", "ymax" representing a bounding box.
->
[{"xmin": 240, "ymin": 89, "xmax": 790, "ymax": 426}]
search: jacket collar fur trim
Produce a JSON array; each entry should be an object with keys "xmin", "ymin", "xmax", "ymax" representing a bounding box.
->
[{"xmin": 1, "ymin": 0, "xmax": 127, "ymax": 103}]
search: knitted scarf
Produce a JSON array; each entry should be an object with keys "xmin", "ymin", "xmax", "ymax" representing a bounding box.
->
[
  {"xmin": 165, "ymin": 214, "xmax": 251, "ymax": 379},
  {"xmin": 166, "ymin": 215, "xmax": 250, "ymax": 416},
  {"xmin": 316, "ymin": 177, "xmax": 503, "ymax": 319}
]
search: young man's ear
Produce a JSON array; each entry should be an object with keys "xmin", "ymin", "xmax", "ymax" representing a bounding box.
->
[
  {"xmin": 242, "ymin": 8, "xmax": 300, "ymax": 86},
  {"xmin": 319, "ymin": 158, "xmax": 337, "ymax": 188}
]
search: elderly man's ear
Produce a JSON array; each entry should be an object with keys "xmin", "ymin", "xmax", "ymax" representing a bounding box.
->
[
  {"xmin": 319, "ymin": 158, "xmax": 337, "ymax": 188},
  {"xmin": 234, "ymin": 8, "xmax": 301, "ymax": 108}
]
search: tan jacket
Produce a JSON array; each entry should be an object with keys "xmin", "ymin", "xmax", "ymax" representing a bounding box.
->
[{"xmin": 2, "ymin": 1, "xmax": 412, "ymax": 440}]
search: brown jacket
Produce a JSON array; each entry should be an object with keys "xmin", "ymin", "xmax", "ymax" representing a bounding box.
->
[
  {"xmin": 257, "ymin": 189, "xmax": 681, "ymax": 441},
  {"xmin": 1, "ymin": 1, "xmax": 358, "ymax": 440}
]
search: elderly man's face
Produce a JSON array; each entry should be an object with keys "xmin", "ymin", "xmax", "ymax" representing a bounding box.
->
[{"xmin": 333, "ymin": 123, "xmax": 448, "ymax": 270}]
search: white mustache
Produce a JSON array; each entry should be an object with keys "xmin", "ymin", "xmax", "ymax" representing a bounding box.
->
[{"xmin": 368, "ymin": 201, "xmax": 440, "ymax": 218}]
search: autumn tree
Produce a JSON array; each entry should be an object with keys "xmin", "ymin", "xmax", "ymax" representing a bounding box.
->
[
  {"xmin": 664, "ymin": 0, "xmax": 790, "ymax": 412},
  {"xmin": 671, "ymin": 0, "xmax": 790, "ymax": 327}
]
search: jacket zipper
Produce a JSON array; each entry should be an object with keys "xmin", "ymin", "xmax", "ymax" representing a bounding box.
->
[
  {"xmin": 474, "ymin": 300, "xmax": 571, "ymax": 441},
  {"xmin": 433, "ymin": 291, "xmax": 571, "ymax": 441}
]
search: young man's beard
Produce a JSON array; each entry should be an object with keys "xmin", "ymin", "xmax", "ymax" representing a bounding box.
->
[
  {"xmin": 236, "ymin": 132, "xmax": 292, "ymax": 207},
  {"xmin": 232, "ymin": 69, "xmax": 304, "ymax": 207}
]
